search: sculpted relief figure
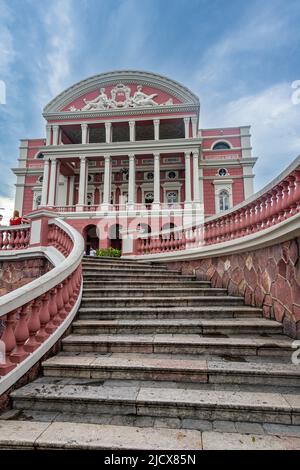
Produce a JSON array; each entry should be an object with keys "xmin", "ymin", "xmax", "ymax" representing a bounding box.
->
[
  {"xmin": 82, "ymin": 88, "xmax": 110, "ymax": 110},
  {"xmin": 131, "ymin": 85, "xmax": 158, "ymax": 107},
  {"xmin": 78, "ymin": 83, "xmax": 172, "ymax": 111}
]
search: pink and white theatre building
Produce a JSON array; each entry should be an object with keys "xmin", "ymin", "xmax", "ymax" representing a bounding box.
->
[{"xmin": 12, "ymin": 70, "xmax": 257, "ymax": 253}]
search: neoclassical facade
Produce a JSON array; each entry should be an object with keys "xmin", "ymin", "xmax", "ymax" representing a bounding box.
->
[{"xmin": 12, "ymin": 70, "xmax": 257, "ymax": 251}]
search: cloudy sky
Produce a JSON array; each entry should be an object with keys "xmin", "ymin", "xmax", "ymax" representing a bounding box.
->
[{"xmin": 0, "ymin": 0, "xmax": 300, "ymax": 222}]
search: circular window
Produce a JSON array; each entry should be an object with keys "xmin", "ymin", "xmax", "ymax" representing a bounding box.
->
[
  {"xmin": 218, "ymin": 168, "xmax": 228, "ymax": 177},
  {"xmin": 168, "ymin": 171, "xmax": 176, "ymax": 179},
  {"xmin": 88, "ymin": 174, "xmax": 93, "ymax": 183},
  {"xmin": 146, "ymin": 172, "xmax": 154, "ymax": 180},
  {"xmin": 38, "ymin": 176, "xmax": 43, "ymax": 183}
]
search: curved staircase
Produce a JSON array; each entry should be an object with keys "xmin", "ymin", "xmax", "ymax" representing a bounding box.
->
[{"xmin": 1, "ymin": 257, "xmax": 300, "ymax": 450}]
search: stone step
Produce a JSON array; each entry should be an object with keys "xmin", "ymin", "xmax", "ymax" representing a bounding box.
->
[
  {"xmin": 83, "ymin": 267, "xmax": 180, "ymax": 275},
  {"xmin": 0, "ymin": 420, "xmax": 201, "ymax": 449},
  {"xmin": 10, "ymin": 379, "xmax": 300, "ymax": 425},
  {"xmin": 82, "ymin": 261, "xmax": 169, "ymax": 270},
  {"xmin": 80, "ymin": 296, "xmax": 245, "ymax": 308},
  {"xmin": 83, "ymin": 256, "xmax": 160, "ymax": 266},
  {"xmin": 83, "ymin": 280, "xmax": 212, "ymax": 289},
  {"xmin": 83, "ymin": 273, "xmax": 197, "ymax": 282},
  {"xmin": 78, "ymin": 306, "xmax": 263, "ymax": 320},
  {"xmin": 42, "ymin": 353, "xmax": 300, "ymax": 387},
  {"xmin": 82, "ymin": 287, "xmax": 228, "ymax": 298},
  {"xmin": 72, "ymin": 318, "xmax": 282, "ymax": 335},
  {"xmin": 62, "ymin": 333, "xmax": 293, "ymax": 357}
]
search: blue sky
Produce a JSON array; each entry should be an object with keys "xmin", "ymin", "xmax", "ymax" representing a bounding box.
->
[{"xmin": 0, "ymin": 0, "xmax": 300, "ymax": 220}]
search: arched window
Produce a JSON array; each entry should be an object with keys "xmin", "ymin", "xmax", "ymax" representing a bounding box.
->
[
  {"xmin": 219, "ymin": 190, "xmax": 230, "ymax": 212},
  {"xmin": 145, "ymin": 192, "xmax": 154, "ymax": 203},
  {"xmin": 167, "ymin": 191, "xmax": 178, "ymax": 203},
  {"xmin": 213, "ymin": 141, "xmax": 231, "ymax": 150}
]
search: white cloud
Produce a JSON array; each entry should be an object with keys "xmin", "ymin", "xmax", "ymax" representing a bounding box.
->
[
  {"xmin": 34, "ymin": 0, "xmax": 75, "ymax": 107},
  {"xmin": 202, "ymin": 82, "xmax": 300, "ymax": 190},
  {"xmin": 0, "ymin": 195, "xmax": 15, "ymax": 225}
]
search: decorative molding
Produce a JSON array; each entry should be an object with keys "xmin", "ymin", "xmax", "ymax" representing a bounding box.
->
[{"xmin": 43, "ymin": 70, "xmax": 200, "ymax": 115}]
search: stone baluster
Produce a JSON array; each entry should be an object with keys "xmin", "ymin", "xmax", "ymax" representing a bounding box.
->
[
  {"xmin": 10, "ymin": 305, "xmax": 30, "ymax": 363},
  {"xmin": 36, "ymin": 293, "xmax": 51, "ymax": 342},
  {"xmin": 0, "ymin": 310, "xmax": 17, "ymax": 373},
  {"xmin": 25, "ymin": 299, "xmax": 42, "ymax": 352}
]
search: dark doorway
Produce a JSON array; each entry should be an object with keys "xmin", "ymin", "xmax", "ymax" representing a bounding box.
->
[
  {"xmin": 84, "ymin": 224, "xmax": 99, "ymax": 255},
  {"xmin": 109, "ymin": 224, "xmax": 123, "ymax": 251}
]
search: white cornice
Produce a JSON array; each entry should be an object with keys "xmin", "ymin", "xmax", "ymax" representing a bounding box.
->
[{"xmin": 41, "ymin": 138, "xmax": 201, "ymax": 158}]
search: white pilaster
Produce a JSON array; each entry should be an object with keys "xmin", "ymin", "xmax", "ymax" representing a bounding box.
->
[
  {"xmin": 41, "ymin": 159, "xmax": 50, "ymax": 206},
  {"xmin": 81, "ymin": 123, "xmax": 88, "ymax": 144},
  {"xmin": 192, "ymin": 151, "xmax": 200, "ymax": 203},
  {"xmin": 129, "ymin": 121, "xmax": 135, "ymax": 142},
  {"xmin": 14, "ymin": 175, "xmax": 25, "ymax": 214},
  {"xmin": 153, "ymin": 152, "xmax": 160, "ymax": 209},
  {"xmin": 184, "ymin": 117, "xmax": 190, "ymax": 139},
  {"xmin": 52, "ymin": 125, "xmax": 59, "ymax": 146},
  {"xmin": 46, "ymin": 125, "xmax": 52, "ymax": 146},
  {"xmin": 48, "ymin": 158, "xmax": 57, "ymax": 206},
  {"xmin": 191, "ymin": 117, "xmax": 198, "ymax": 138},
  {"xmin": 240, "ymin": 126, "xmax": 252, "ymax": 158},
  {"xmin": 128, "ymin": 153, "xmax": 136, "ymax": 208},
  {"xmin": 77, "ymin": 156, "xmax": 87, "ymax": 208},
  {"xmin": 184, "ymin": 151, "xmax": 192, "ymax": 207},
  {"xmin": 154, "ymin": 119, "xmax": 160, "ymax": 141},
  {"xmin": 243, "ymin": 165, "xmax": 254, "ymax": 199},
  {"xmin": 105, "ymin": 122, "xmax": 112, "ymax": 143},
  {"xmin": 102, "ymin": 154, "xmax": 111, "ymax": 209}
]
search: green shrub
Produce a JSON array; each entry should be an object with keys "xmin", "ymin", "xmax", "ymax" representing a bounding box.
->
[{"xmin": 96, "ymin": 247, "xmax": 121, "ymax": 258}]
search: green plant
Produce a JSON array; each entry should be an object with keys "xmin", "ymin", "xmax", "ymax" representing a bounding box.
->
[{"xmin": 96, "ymin": 247, "xmax": 121, "ymax": 258}]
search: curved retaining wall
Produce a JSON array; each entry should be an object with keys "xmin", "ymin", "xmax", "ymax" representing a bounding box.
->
[{"xmin": 166, "ymin": 236, "xmax": 300, "ymax": 339}]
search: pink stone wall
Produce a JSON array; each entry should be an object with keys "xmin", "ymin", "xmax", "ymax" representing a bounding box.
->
[
  {"xmin": 166, "ymin": 237, "xmax": 300, "ymax": 339},
  {"xmin": 0, "ymin": 257, "xmax": 53, "ymax": 296}
]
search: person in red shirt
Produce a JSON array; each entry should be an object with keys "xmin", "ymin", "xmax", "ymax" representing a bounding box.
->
[{"xmin": 9, "ymin": 210, "xmax": 30, "ymax": 226}]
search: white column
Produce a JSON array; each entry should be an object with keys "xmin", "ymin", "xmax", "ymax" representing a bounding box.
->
[
  {"xmin": 48, "ymin": 158, "xmax": 57, "ymax": 206},
  {"xmin": 77, "ymin": 156, "xmax": 87, "ymax": 209},
  {"xmin": 153, "ymin": 152, "xmax": 160, "ymax": 209},
  {"xmin": 128, "ymin": 153, "xmax": 136, "ymax": 208},
  {"xmin": 41, "ymin": 159, "xmax": 50, "ymax": 206},
  {"xmin": 105, "ymin": 122, "xmax": 112, "ymax": 143},
  {"xmin": 191, "ymin": 117, "xmax": 198, "ymax": 138},
  {"xmin": 52, "ymin": 125, "xmax": 59, "ymax": 146},
  {"xmin": 199, "ymin": 167, "xmax": 204, "ymax": 206},
  {"xmin": 69, "ymin": 175, "xmax": 75, "ymax": 205},
  {"xmin": 46, "ymin": 125, "xmax": 52, "ymax": 146},
  {"xmin": 154, "ymin": 119, "xmax": 160, "ymax": 141},
  {"xmin": 129, "ymin": 121, "xmax": 135, "ymax": 142},
  {"xmin": 81, "ymin": 123, "xmax": 88, "ymax": 144},
  {"xmin": 184, "ymin": 151, "xmax": 192, "ymax": 207},
  {"xmin": 193, "ymin": 151, "xmax": 200, "ymax": 204},
  {"xmin": 184, "ymin": 117, "xmax": 190, "ymax": 139},
  {"xmin": 102, "ymin": 154, "xmax": 111, "ymax": 208}
]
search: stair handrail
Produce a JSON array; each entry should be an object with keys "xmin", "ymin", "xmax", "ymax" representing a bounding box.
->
[
  {"xmin": 136, "ymin": 154, "xmax": 300, "ymax": 255},
  {"xmin": 0, "ymin": 214, "xmax": 84, "ymax": 389}
]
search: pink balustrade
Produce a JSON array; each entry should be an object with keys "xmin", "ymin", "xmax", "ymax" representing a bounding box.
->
[
  {"xmin": 137, "ymin": 160, "xmax": 300, "ymax": 255},
  {"xmin": 0, "ymin": 226, "xmax": 31, "ymax": 251},
  {"xmin": 0, "ymin": 217, "xmax": 83, "ymax": 377}
]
